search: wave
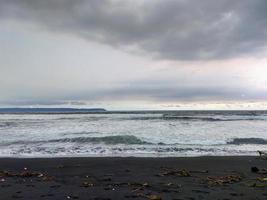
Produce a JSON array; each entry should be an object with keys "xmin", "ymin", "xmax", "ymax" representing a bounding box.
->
[
  {"xmin": 0, "ymin": 122, "xmax": 17, "ymax": 128},
  {"xmin": 56, "ymin": 117, "xmax": 79, "ymax": 120},
  {"xmin": 120, "ymin": 116, "xmax": 223, "ymax": 121},
  {"xmin": 61, "ymin": 131, "xmax": 100, "ymax": 136},
  {"xmin": 49, "ymin": 135, "xmax": 151, "ymax": 145},
  {"xmin": 163, "ymin": 116, "xmax": 223, "ymax": 121},
  {"xmin": 120, "ymin": 115, "xmax": 267, "ymax": 122},
  {"xmin": 162, "ymin": 115, "xmax": 267, "ymax": 121},
  {"xmin": 56, "ymin": 116, "xmax": 108, "ymax": 121},
  {"xmin": 227, "ymin": 138, "xmax": 267, "ymax": 145},
  {"xmin": 1, "ymin": 143, "xmax": 262, "ymax": 157},
  {"xmin": 4, "ymin": 135, "xmax": 267, "ymax": 147},
  {"xmin": 4, "ymin": 135, "xmax": 151, "ymax": 145}
]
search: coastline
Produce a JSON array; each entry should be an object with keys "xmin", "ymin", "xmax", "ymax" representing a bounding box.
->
[{"xmin": 0, "ymin": 156, "xmax": 267, "ymax": 199}]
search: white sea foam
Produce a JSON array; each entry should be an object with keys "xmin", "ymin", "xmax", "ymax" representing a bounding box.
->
[{"xmin": 0, "ymin": 111, "xmax": 267, "ymax": 157}]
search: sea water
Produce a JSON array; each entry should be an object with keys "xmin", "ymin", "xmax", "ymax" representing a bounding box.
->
[{"xmin": 0, "ymin": 111, "xmax": 267, "ymax": 157}]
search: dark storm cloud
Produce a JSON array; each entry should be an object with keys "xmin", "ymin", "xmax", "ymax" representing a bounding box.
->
[{"xmin": 0, "ymin": 0, "xmax": 267, "ymax": 60}]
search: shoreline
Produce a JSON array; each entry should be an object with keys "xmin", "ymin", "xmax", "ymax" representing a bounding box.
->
[
  {"xmin": 0, "ymin": 154, "xmax": 261, "ymax": 159},
  {"xmin": 0, "ymin": 156, "xmax": 267, "ymax": 199}
]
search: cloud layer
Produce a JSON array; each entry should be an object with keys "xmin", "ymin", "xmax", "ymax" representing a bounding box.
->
[
  {"xmin": 1, "ymin": 0, "xmax": 267, "ymax": 109},
  {"xmin": 1, "ymin": 0, "xmax": 267, "ymax": 60}
]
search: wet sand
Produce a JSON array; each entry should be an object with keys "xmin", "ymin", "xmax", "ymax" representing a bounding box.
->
[{"xmin": 0, "ymin": 156, "xmax": 267, "ymax": 200}]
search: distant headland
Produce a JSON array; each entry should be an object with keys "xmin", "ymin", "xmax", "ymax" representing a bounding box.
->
[{"xmin": 0, "ymin": 108, "xmax": 107, "ymax": 114}]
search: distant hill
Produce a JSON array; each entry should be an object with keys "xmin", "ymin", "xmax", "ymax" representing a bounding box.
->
[{"xmin": 0, "ymin": 108, "xmax": 107, "ymax": 114}]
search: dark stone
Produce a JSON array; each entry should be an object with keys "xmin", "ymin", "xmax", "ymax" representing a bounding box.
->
[{"xmin": 251, "ymin": 166, "xmax": 259, "ymax": 173}]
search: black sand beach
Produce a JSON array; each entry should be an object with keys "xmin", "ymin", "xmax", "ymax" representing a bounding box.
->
[{"xmin": 0, "ymin": 156, "xmax": 267, "ymax": 200}]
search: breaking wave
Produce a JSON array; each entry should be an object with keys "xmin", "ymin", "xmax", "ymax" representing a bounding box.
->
[
  {"xmin": 6, "ymin": 135, "xmax": 151, "ymax": 145},
  {"xmin": 122, "ymin": 115, "xmax": 267, "ymax": 122},
  {"xmin": 162, "ymin": 115, "xmax": 267, "ymax": 121},
  {"xmin": 0, "ymin": 122, "xmax": 17, "ymax": 128},
  {"xmin": 49, "ymin": 135, "xmax": 150, "ymax": 144},
  {"xmin": 227, "ymin": 138, "xmax": 267, "ymax": 145}
]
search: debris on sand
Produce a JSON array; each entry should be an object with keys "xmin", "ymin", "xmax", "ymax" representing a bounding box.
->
[
  {"xmin": 159, "ymin": 169, "xmax": 191, "ymax": 177},
  {"xmin": 251, "ymin": 167, "xmax": 267, "ymax": 174},
  {"xmin": 132, "ymin": 182, "xmax": 149, "ymax": 187},
  {"xmin": 247, "ymin": 177, "xmax": 267, "ymax": 187},
  {"xmin": 206, "ymin": 175, "xmax": 242, "ymax": 185},
  {"xmin": 161, "ymin": 182, "xmax": 181, "ymax": 188},
  {"xmin": 0, "ymin": 169, "xmax": 53, "ymax": 181},
  {"xmin": 251, "ymin": 167, "xmax": 259, "ymax": 173},
  {"xmin": 19, "ymin": 171, "xmax": 41, "ymax": 178},
  {"xmin": 257, "ymin": 177, "xmax": 267, "ymax": 182},
  {"xmin": 137, "ymin": 193, "xmax": 162, "ymax": 200},
  {"xmin": 146, "ymin": 194, "xmax": 162, "ymax": 200},
  {"xmin": 163, "ymin": 182, "xmax": 174, "ymax": 187},
  {"xmin": 248, "ymin": 182, "xmax": 267, "ymax": 188},
  {"xmin": 82, "ymin": 181, "xmax": 94, "ymax": 187},
  {"xmin": 160, "ymin": 182, "xmax": 181, "ymax": 193},
  {"xmin": 41, "ymin": 176, "xmax": 54, "ymax": 182},
  {"xmin": 0, "ymin": 170, "xmax": 13, "ymax": 177},
  {"xmin": 131, "ymin": 182, "xmax": 150, "ymax": 192},
  {"xmin": 189, "ymin": 170, "xmax": 209, "ymax": 174},
  {"xmin": 180, "ymin": 169, "xmax": 191, "ymax": 177}
]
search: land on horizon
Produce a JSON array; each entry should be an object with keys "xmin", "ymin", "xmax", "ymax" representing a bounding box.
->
[{"xmin": 0, "ymin": 108, "xmax": 107, "ymax": 114}]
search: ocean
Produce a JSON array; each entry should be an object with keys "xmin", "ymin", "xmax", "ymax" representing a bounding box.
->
[{"xmin": 0, "ymin": 110, "xmax": 267, "ymax": 157}]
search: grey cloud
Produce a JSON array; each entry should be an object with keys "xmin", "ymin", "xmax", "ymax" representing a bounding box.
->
[
  {"xmin": 58, "ymin": 79, "xmax": 267, "ymax": 102},
  {"xmin": 1, "ymin": 0, "xmax": 267, "ymax": 60},
  {"xmin": 102, "ymin": 86, "xmax": 267, "ymax": 102},
  {"xmin": 0, "ymin": 100, "xmax": 68, "ymax": 106},
  {"xmin": 0, "ymin": 99, "xmax": 88, "ymax": 106},
  {"xmin": 1, "ymin": 80, "xmax": 267, "ymax": 106}
]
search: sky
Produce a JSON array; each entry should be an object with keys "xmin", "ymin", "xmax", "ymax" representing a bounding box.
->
[{"xmin": 0, "ymin": 0, "xmax": 267, "ymax": 110}]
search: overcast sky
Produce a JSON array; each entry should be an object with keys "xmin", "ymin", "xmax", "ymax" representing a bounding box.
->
[{"xmin": 1, "ymin": 0, "xmax": 267, "ymax": 110}]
